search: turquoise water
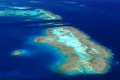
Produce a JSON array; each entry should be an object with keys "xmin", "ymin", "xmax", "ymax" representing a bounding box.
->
[{"xmin": 0, "ymin": 0, "xmax": 120, "ymax": 80}]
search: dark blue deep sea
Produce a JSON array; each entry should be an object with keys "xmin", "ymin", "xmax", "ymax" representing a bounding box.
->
[{"xmin": 0, "ymin": 0, "xmax": 120, "ymax": 80}]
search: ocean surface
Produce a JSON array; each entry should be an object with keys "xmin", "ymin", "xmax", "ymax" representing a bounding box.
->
[{"xmin": 0, "ymin": 0, "xmax": 120, "ymax": 80}]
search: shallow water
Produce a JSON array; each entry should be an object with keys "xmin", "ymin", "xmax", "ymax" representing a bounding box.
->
[{"xmin": 0, "ymin": 0, "xmax": 120, "ymax": 80}]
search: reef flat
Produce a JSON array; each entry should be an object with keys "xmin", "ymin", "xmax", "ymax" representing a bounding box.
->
[
  {"xmin": 34, "ymin": 26, "xmax": 113, "ymax": 75},
  {"xmin": 0, "ymin": 9, "xmax": 61, "ymax": 20}
]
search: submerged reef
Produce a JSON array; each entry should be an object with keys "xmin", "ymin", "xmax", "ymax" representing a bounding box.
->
[
  {"xmin": 9, "ymin": 6, "xmax": 31, "ymax": 10},
  {"xmin": 11, "ymin": 49, "xmax": 31, "ymax": 57},
  {"xmin": 0, "ymin": 9, "xmax": 61, "ymax": 20},
  {"xmin": 34, "ymin": 26, "xmax": 113, "ymax": 75}
]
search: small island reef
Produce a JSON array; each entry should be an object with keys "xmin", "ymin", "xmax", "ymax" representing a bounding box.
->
[
  {"xmin": 0, "ymin": 9, "xmax": 61, "ymax": 20},
  {"xmin": 34, "ymin": 26, "xmax": 113, "ymax": 75}
]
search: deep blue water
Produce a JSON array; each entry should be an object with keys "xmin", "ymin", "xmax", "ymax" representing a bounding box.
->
[{"xmin": 0, "ymin": 0, "xmax": 120, "ymax": 80}]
